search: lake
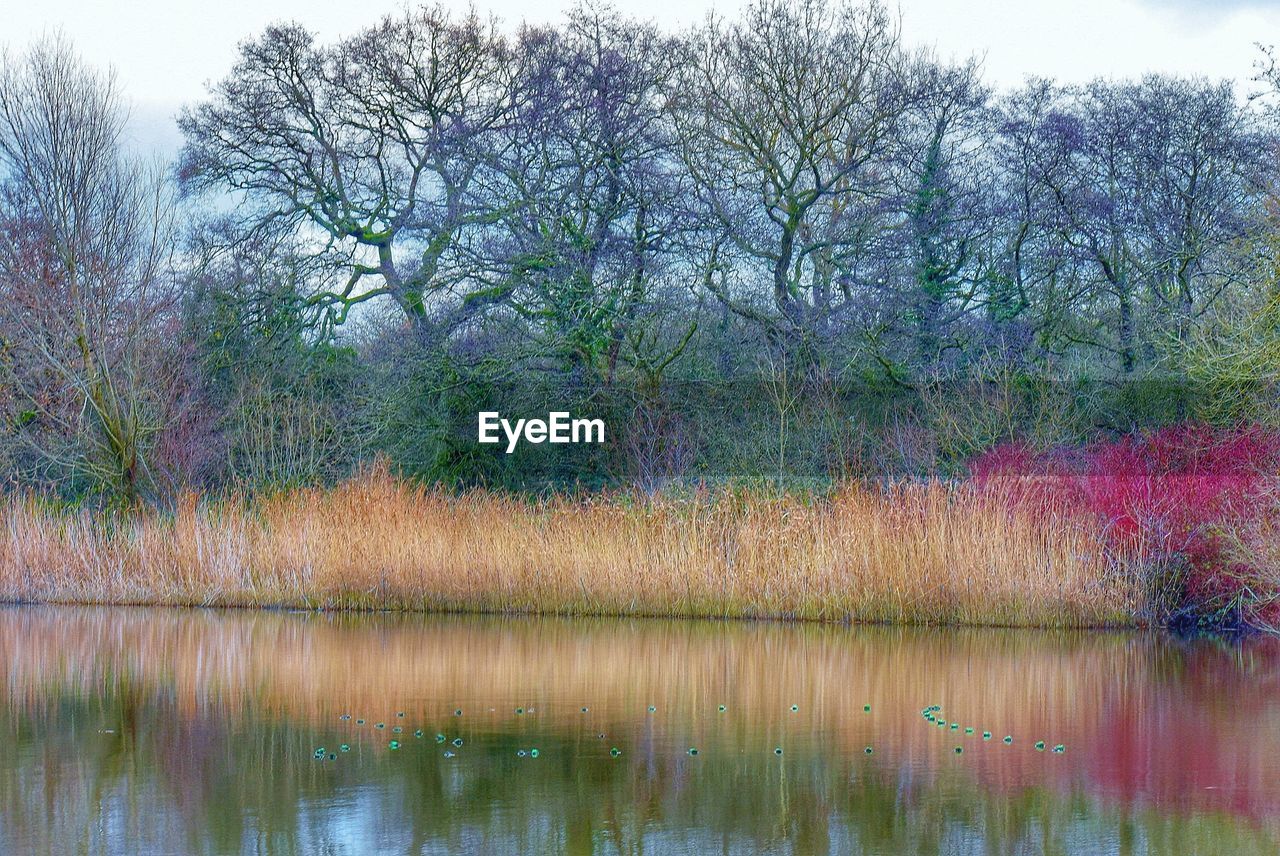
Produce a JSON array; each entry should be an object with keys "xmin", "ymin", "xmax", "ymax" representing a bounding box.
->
[{"xmin": 0, "ymin": 606, "xmax": 1276, "ymax": 854}]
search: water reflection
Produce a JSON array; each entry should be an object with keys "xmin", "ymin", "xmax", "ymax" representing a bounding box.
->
[{"xmin": 0, "ymin": 606, "xmax": 1277, "ymax": 854}]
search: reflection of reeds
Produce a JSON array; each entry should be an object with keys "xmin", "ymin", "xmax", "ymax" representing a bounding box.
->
[
  {"xmin": 0, "ymin": 469, "xmax": 1139, "ymax": 626},
  {"xmin": 2, "ymin": 607, "xmax": 1279, "ymax": 825}
]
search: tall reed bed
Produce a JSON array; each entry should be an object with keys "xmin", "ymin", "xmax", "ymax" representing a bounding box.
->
[{"xmin": 0, "ymin": 468, "xmax": 1139, "ymax": 627}]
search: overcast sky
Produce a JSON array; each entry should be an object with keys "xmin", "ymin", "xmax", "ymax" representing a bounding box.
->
[{"xmin": 5, "ymin": 0, "xmax": 1280, "ymax": 153}]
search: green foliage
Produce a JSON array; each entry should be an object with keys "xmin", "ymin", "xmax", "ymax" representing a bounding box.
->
[
  {"xmin": 186, "ymin": 263, "xmax": 360, "ymax": 490},
  {"xmin": 362, "ymin": 352, "xmax": 507, "ymax": 488}
]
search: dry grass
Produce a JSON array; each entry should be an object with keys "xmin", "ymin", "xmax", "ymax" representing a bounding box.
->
[{"xmin": 0, "ymin": 467, "xmax": 1142, "ymax": 627}]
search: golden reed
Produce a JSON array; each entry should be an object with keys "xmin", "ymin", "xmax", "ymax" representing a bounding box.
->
[{"xmin": 0, "ymin": 467, "xmax": 1141, "ymax": 627}]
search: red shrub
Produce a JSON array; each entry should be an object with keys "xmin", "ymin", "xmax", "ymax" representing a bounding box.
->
[{"xmin": 972, "ymin": 425, "xmax": 1280, "ymax": 629}]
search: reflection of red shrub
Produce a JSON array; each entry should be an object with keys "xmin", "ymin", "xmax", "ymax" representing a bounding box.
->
[{"xmin": 972, "ymin": 425, "xmax": 1280, "ymax": 629}]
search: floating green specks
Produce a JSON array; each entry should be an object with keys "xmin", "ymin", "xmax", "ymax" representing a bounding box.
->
[
  {"xmin": 452, "ymin": 738, "xmax": 463, "ymax": 747},
  {"xmin": 864, "ymin": 746, "xmax": 873, "ymax": 755},
  {"xmin": 1052, "ymin": 744, "xmax": 1065, "ymax": 753},
  {"xmin": 864, "ymin": 705, "xmax": 871, "ymax": 712},
  {"xmin": 340, "ymin": 744, "xmax": 350, "ymax": 752},
  {"xmin": 982, "ymin": 732, "xmax": 991, "ymax": 740},
  {"xmin": 530, "ymin": 748, "xmax": 539, "ymax": 758},
  {"xmin": 356, "ymin": 719, "xmax": 365, "ymax": 725},
  {"xmin": 375, "ymin": 723, "xmax": 385, "ymax": 730},
  {"xmin": 443, "ymin": 750, "xmax": 455, "ymax": 758},
  {"xmin": 328, "ymin": 753, "xmax": 336, "ymax": 760},
  {"xmin": 517, "ymin": 750, "xmax": 527, "ymax": 757},
  {"xmin": 1003, "ymin": 736, "xmax": 1013, "ymax": 744},
  {"xmin": 718, "ymin": 705, "xmax": 726, "ymax": 712},
  {"xmin": 950, "ymin": 723, "xmax": 959, "ymax": 730},
  {"xmin": 954, "ymin": 746, "xmax": 963, "ymax": 754},
  {"xmin": 964, "ymin": 727, "xmax": 974, "ymax": 734},
  {"xmin": 688, "ymin": 748, "xmax": 698, "ymax": 756},
  {"xmin": 392, "ymin": 726, "xmax": 402, "ymax": 734},
  {"xmin": 435, "ymin": 733, "xmax": 446, "ymax": 743},
  {"xmin": 313, "ymin": 748, "xmax": 325, "ymax": 759},
  {"xmin": 648, "ymin": 705, "xmax": 656, "ymax": 713},
  {"xmin": 790, "ymin": 705, "xmax": 799, "ymax": 712},
  {"xmin": 516, "ymin": 707, "xmax": 524, "ymax": 715},
  {"xmin": 1035, "ymin": 741, "xmax": 1045, "ymax": 751},
  {"xmin": 936, "ymin": 721, "xmax": 946, "ymax": 728},
  {"xmin": 581, "ymin": 707, "xmax": 589, "ymax": 713},
  {"xmin": 389, "ymin": 740, "xmax": 400, "ymax": 750},
  {"xmin": 339, "ymin": 714, "xmax": 350, "ymax": 721},
  {"xmin": 610, "ymin": 747, "xmax": 621, "ymax": 757},
  {"xmin": 774, "ymin": 747, "xmax": 783, "ymax": 755},
  {"xmin": 397, "ymin": 712, "xmax": 405, "ymax": 718},
  {"xmin": 454, "ymin": 709, "xmax": 463, "ymax": 716},
  {"xmin": 414, "ymin": 730, "xmax": 423, "ymax": 738}
]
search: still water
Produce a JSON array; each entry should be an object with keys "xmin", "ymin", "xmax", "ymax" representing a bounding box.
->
[{"xmin": 0, "ymin": 606, "xmax": 1276, "ymax": 855}]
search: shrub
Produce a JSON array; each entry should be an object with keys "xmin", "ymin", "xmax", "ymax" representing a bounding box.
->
[{"xmin": 972, "ymin": 424, "xmax": 1280, "ymax": 632}]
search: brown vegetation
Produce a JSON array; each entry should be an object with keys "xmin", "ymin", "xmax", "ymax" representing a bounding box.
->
[{"xmin": 0, "ymin": 467, "xmax": 1139, "ymax": 627}]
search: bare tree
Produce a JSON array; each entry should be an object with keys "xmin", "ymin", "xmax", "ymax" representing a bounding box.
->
[
  {"xmin": 673, "ymin": 0, "xmax": 909, "ymax": 367},
  {"xmin": 178, "ymin": 6, "xmax": 510, "ymax": 344},
  {"xmin": 1003, "ymin": 77, "xmax": 1268, "ymax": 374},
  {"xmin": 479, "ymin": 6, "xmax": 692, "ymax": 385},
  {"xmin": 0, "ymin": 36, "xmax": 179, "ymax": 501}
]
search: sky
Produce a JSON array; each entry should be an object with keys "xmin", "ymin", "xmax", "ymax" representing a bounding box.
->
[{"xmin": 4, "ymin": 0, "xmax": 1280, "ymax": 153}]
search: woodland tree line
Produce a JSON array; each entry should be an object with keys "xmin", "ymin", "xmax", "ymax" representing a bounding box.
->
[{"xmin": 4, "ymin": 0, "xmax": 1280, "ymax": 501}]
